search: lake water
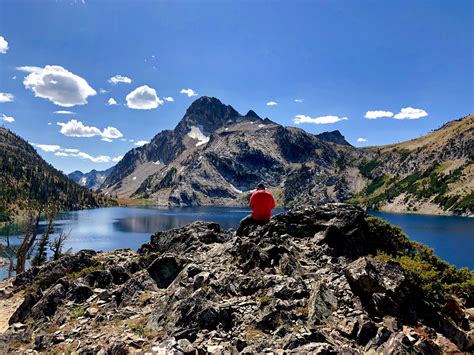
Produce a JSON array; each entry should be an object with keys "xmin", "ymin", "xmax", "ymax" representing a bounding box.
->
[{"xmin": 1, "ymin": 207, "xmax": 472, "ymax": 279}]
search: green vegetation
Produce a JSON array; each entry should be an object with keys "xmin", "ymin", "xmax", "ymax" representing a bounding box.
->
[
  {"xmin": 0, "ymin": 128, "xmax": 115, "ymax": 220},
  {"xmin": 366, "ymin": 217, "xmax": 474, "ymax": 306},
  {"xmin": 66, "ymin": 264, "xmax": 105, "ymax": 281},
  {"xmin": 365, "ymin": 175, "xmax": 386, "ymax": 195},
  {"xmin": 361, "ymin": 163, "xmax": 472, "ymax": 212},
  {"xmin": 359, "ymin": 159, "xmax": 380, "ymax": 178},
  {"xmin": 70, "ymin": 306, "xmax": 85, "ymax": 318}
]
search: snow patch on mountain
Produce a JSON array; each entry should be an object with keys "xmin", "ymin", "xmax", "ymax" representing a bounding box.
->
[{"xmin": 187, "ymin": 125, "xmax": 210, "ymax": 146}]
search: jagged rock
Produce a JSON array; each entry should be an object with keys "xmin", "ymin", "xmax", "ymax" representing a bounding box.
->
[
  {"xmin": 308, "ymin": 282, "xmax": 338, "ymax": 325},
  {"xmin": 68, "ymin": 279, "xmax": 93, "ymax": 303},
  {"xmin": 84, "ymin": 269, "xmax": 113, "ymax": 289},
  {"xmin": 13, "ymin": 250, "xmax": 97, "ymax": 290},
  {"xmin": 1, "ymin": 203, "xmax": 472, "ymax": 353},
  {"xmin": 345, "ymin": 257, "xmax": 414, "ymax": 321},
  {"xmin": 30, "ymin": 284, "xmax": 66, "ymax": 320},
  {"xmin": 9, "ymin": 289, "xmax": 43, "ymax": 325},
  {"xmin": 110, "ymin": 266, "xmax": 130, "ymax": 285},
  {"xmin": 147, "ymin": 255, "xmax": 184, "ymax": 288}
]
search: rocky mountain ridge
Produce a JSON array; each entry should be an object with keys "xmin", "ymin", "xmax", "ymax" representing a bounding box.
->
[
  {"xmin": 99, "ymin": 98, "xmax": 473, "ymax": 216},
  {"xmin": 0, "ymin": 204, "xmax": 472, "ymax": 353},
  {"xmin": 68, "ymin": 168, "xmax": 114, "ymax": 191}
]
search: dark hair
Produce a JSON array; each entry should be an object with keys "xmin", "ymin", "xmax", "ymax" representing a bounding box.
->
[{"xmin": 257, "ymin": 183, "xmax": 266, "ymax": 190}]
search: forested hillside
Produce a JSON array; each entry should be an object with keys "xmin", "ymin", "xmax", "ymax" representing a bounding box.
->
[{"xmin": 0, "ymin": 127, "xmax": 113, "ymax": 221}]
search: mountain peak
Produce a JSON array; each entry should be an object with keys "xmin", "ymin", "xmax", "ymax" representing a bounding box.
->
[
  {"xmin": 245, "ymin": 110, "xmax": 261, "ymax": 119},
  {"xmin": 316, "ymin": 130, "xmax": 352, "ymax": 146},
  {"xmin": 176, "ymin": 96, "xmax": 241, "ymax": 135}
]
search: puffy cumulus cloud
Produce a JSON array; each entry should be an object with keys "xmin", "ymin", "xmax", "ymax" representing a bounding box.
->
[
  {"xmin": 365, "ymin": 110, "xmax": 394, "ymax": 119},
  {"xmin": 294, "ymin": 114, "xmax": 348, "ymax": 124},
  {"xmin": 163, "ymin": 96, "xmax": 174, "ymax": 102},
  {"xmin": 17, "ymin": 65, "xmax": 96, "ymax": 107},
  {"xmin": 294, "ymin": 99, "xmax": 303, "ymax": 103},
  {"xmin": 180, "ymin": 88, "xmax": 198, "ymax": 97},
  {"xmin": 357, "ymin": 138, "xmax": 368, "ymax": 142},
  {"xmin": 107, "ymin": 97, "xmax": 117, "ymax": 105},
  {"xmin": 108, "ymin": 75, "xmax": 132, "ymax": 85},
  {"xmin": 54, "ymin": 110, "xmax": 75, "ymax": 115},
  {"xmin": 134, "ymin": 140, "xmax": 149, "ymax": 147},
  {"xmin": 126, "ymin": 85, "xmax": 163, "ymax": 110},
  {"xmin": 102, "ymin": 126, "xmax": 123, "ymax": 139},
  {"xmin": 266, "ymin": 101, "xmax": 278, "ymax": 106},
  {"xmin": 0, "ymin": 114, "xmax": 15, "ymax": 123},
  {"xmin": 0, "ymin": 36, "xmax": 8, "ymax": 54},
  {"xmin": 57, "ymin": 119, "xmax": 123, "ymax": 140},
  {"xmin": 394, "ymin": 107, "xmax": 428, "ymax": 120},
  {"xmin": 57, "ymin": 119, "xmax": 101, "ymax": 137},
  {"xmin": 0, "ymin": 92, "xmax": 14, "ymax": 103}
]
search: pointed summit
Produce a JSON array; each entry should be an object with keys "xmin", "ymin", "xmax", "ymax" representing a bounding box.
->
[
  {"xmin": 245, "ymin": 110, "xmax": 261, "ymax": 119},
  {"xmin": 176, "ymin": 96, "xmax": 241, "ymax": 136}
]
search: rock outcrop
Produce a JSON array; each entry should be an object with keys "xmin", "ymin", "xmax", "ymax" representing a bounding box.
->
[{"xmin": 0, "ymin": 204, "xmax": 472, "ymax": 353}]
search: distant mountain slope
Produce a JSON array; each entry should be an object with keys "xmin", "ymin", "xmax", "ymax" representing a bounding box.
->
[
  {"xmin": 100, "ymin": 97, "xmax": 472, "ymax": 216},
  {"xmin": 351, "ymin": 114, "xmax": 473, "ymax": 215},
  {"xmin": 0, "ymin": 128, "xmax": 112, "ymax": 220},
  {"xmin": 68, "ymin": 167, "xmax": 113, "ymax": 191}
]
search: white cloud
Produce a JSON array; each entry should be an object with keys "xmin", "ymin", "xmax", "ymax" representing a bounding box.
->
[
  {"xmin": 48, "ymin": 122, "xmax": 52, "ymax": 125},
  {"xmin": 394, "ymin": 107, "xmax": 428, "ymax": 120},
  {"xmin": 57, "ymin": 119, "xmax": 123, "ymax": 140},
  {"xmin": 108, "ymin": 75, "xmax": 132, "ymax": 85},
  {"xmin": 163, "ymin": 96, "xmax": 174, "ymax": 102},
  {"xmin": 134, "ymin": 140, "xmax": 149, "ymax": 147},
  {"xmin": 102, "ymin": 126, "xmax": 123, "ymax": 139},
  {"xmin": 294, "ymin": 114, "xmax": 348, "ymax": 124},
  {"xmin": 101, "ymin": 138, "xmax": 113, "ymax": 142},
  {"xmin": 0, "ymin": 93, "xmax": 14, "ymax": 103},
  {"xmin": 107, "ymin": 97, "xmax": 117, "ymax": 105},
  {"xmin": 34, "ymin": 144, "xmax": 61, "ymax": 152},
  {"xmin": 126, "ymin": 85, "xmax": 163, "ymax": 110},
  {"xmin": 294, "ymin": 99, "xmax": 303, "ymax": 103},
  {"xmin": 0, "ymin": 36, "xmax": 8, "ymax": 54},
  {"xmin": 54, "ymin": 110, "xmax": 75, "ymax": 115},
  {"xmin": 0, "ymin": 114, "xmax": 15, "ymax": 123},
  {"xmin": 266, "ymin": 101, "xmax": 278, "ymax": 106},
  {"xmin": 357, "ymin": 138, "xmax": 368, "ymax": 142},
  {"xmin": 364, "ymin": 110, "xmax": 394, "ymax": 119},
  {"xmin": 17, "ymin": 65, "xmax": 96, "ymax": 107},
  {"xmin": 35, "ymin": 143, "xmax": 121, "ymax": 164},
  {"xmin": 180, "ymin": 88, "xmax": 198, "ymax": 97},
  {"xmin": 99, "ymin": 88, "xmax": 108, "ymax": 94}
]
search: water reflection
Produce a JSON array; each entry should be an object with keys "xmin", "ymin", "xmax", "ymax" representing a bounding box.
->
[{"xmin": 1, "ymin": 207, "xmax": 472, "ymax": 280}]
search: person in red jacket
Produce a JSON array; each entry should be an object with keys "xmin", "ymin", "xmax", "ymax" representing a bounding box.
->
[{"xmin": 236, "ymin": 183, "xmax": 276, "ymax": 236}]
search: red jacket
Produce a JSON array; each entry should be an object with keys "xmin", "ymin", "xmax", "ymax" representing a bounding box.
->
[{"xmin": 250, "ymin": 189, "xmax": 275, "ymax": 221}]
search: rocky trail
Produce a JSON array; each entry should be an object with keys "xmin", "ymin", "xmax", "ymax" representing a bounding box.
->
[{"xmin": 0, "ymin": 204, "xmax": 472, "ymax": 353}]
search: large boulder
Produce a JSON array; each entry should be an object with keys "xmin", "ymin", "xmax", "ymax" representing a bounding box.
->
[
  {"xmin": 30, "ymin": 284, "xmax": 66, "ymax": 320},
  {"xmin": 345, "ymin": 257, "xmax": 415, "ymax": 321}
]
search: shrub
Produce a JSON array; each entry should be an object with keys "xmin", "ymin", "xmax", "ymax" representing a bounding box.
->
[{"xmin": 369, "ymin": 216, "xmax": 474, "ymax": 306}]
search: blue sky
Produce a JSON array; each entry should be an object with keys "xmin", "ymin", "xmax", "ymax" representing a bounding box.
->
[{"xmin": 0, "ymin": 0, "xmax": 472, "ymax": 174}]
